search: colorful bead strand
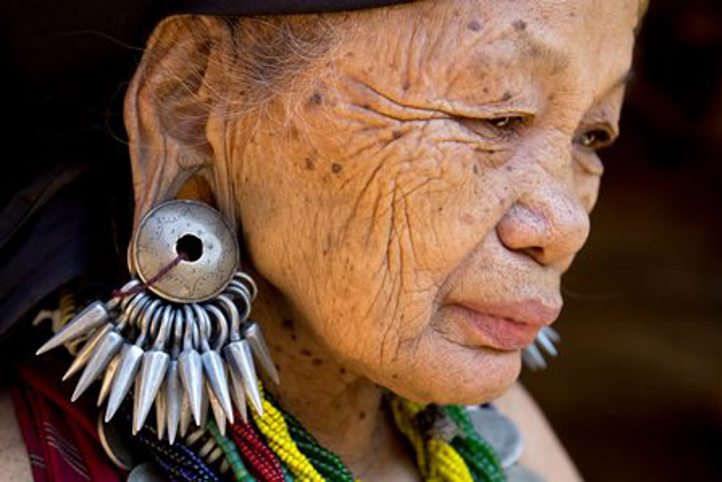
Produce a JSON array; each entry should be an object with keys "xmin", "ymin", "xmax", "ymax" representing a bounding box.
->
[{"xmin": 251, "ymin": 388, "xmax": 325, "ymax": 481}]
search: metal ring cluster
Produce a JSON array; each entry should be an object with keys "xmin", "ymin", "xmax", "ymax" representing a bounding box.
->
[{"xmin": 37, "ymin": 272, "xmax": 278, "ymax": 444}]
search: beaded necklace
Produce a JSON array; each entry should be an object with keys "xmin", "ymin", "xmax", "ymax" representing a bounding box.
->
[
  {"xmin": 45, "ymin": 289, "xmax": 507, "ymax": 481},
  {"xmin": 138, "ymin": 382, "xmax": 507, "ymax": 482}
]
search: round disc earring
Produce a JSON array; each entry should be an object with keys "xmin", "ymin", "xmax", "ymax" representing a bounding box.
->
[{"xmin": 36, "ymin": 200, "xmax": 278, "ymax": 443}]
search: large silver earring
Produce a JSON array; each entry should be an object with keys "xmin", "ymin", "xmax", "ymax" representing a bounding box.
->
[
  {"xmin": 36, "ymin": 200, "xmax": 279, "ymax": 443},
  {"xmin": 522, "ymin": 326, "xmax": 560, "ymax": 370}
]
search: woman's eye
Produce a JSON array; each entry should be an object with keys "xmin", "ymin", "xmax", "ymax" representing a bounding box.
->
[
  {"xmin": 453, "ymin": 114, "xmax": 529, "ymax": 142},
  {"xmin": 487, "ymin": 116, "xmax": 526, "ymax": 129},
  {"xmin": 577, "ymin": 128, "xmax": 614, "ymax": 150}
]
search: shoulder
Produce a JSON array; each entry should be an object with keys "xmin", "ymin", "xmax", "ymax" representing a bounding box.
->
[{"xmin": 493, "ymin": 382, "xmax": 582, "ymax": 482}]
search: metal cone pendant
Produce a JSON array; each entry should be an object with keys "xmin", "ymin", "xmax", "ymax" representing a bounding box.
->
[
  {"xmin": 223, "ymin": 340, "xmax": 263, "ymax": 416},
  {"xmin": 165, "ymin": 360, "xmax": 183, "ymax": 444},
  {"xmin": 201, "ymin": 350, "xmax": 234, "ymax": 423},
  {"xmin": 133, "ymin": 350, "xmax": 169, "ymax": 434},
  {"xmin": 245, "ymin": 322, "xmax": 280, "ymax": 385},
  {"xmin": 105, "ymin": 344, "xmax": 143, "ymax": 422},
  {"xmin": 178, "ymin": 349, "xmax": 204, "ymax": 426},
  {"xmin": 72, "ymin": 330, "xmax": 123, "ymax": 402},
  {"xmin": 36, "ymin": 301, "xmax": 110, "ymax": 355},
  {"xmin": 34, "ymin": 201, "xmax": 280, "ymax": 444}
]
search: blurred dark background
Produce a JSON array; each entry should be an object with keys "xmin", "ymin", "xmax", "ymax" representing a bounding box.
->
[
  {"xmin": 521, "ymin": 0, "xmax": 722, "ymax": 480},
  {"xmin": 2, "ymin": 0, "xmax": 721, "ymax": 480}
]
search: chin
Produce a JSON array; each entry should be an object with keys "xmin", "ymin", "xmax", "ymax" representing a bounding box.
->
[{"xmin": 379, "ymin": 338, "xmax": 523, "ymax": 406}]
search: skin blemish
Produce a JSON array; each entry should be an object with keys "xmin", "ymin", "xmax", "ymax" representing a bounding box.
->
[
  {"xmin": 339, "ymin": 367, "xmax": 347, "ymax": 375},
  {"xmin": 501, "ymin": 91, "xmax": 513, "ymax": 101},
  {"xmin": 309, "ymin": 91, "xmax": 323, "ymax": 105},
  {"xmin": 512, "ymin": 20, "xmax": 527, "ymax": 31},
  {"xmin": 331, "ymin": 162, "xmax": 343, "ymax": 174},
  {"xmin": 282, "ymin": 318, "xmax": 295, "ymax": 331},
  {"xmin": 312, "ymin": 358, "xmax": 324, "ymax": 366},
  {"xmin": 473, "ymin": 164, "xmax": 480, "ymax": 176},
  {"xmin": 305, "ymin": 157, "xmax": 315, "ymax": 170},
  {"xmin": 392, "ymin": 130, "xmax": 403, "ymax": 140},
  {"xmin": 467, "ymin": 20, "xmax": 482, "ymax": 31},
  {"xmin": 402, "ymin": 80, "xmax": 411, "ymax": 91},
  {"xmin": 358, "ymin": 412, "xmax": 366, "ymax": 420},
  {"xmin": 300, "ymin": 349, "xmax": 312, "ymax": 357}
]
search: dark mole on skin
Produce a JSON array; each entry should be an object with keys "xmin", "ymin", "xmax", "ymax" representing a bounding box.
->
[
  {"xmin": 312, "ymin": 358, "xmax": 323, "ymax": 367},
  {"xmin": 473, "ymin": 164, "xmax": 480, "ymax": 176},
  {"xmin": 331, "ymin": 162, "xmax": 343, "ymax": 174},
  {"xmin": 501, "ymin": 91, "xmax": 512, "ymax": 101},
  {"xmin": 282, "ymin": 318, "xmax": 295, "ymax": 331},
  {"xmin": 467, "ymin": 20, "xmax": 482, "ymax": 31},
  {"xmin": 305, "ymin": 157, "xmax": 315, "ymax": 170},
  {"xmin": 392, "ymin": 130, "xmax": 403, "ymax": 140},
  {"xmin": 300, "ymin": 349, "xmax": 312, "ymax": 357},
  {"xmin": 512, "ymin": 19, "xmax": 527, "ymax": 31},
  {"xmin": 309, "ymin": 91, "xmax": 323, "ymax": 105},
  {"xmin": 339, "ymin": 367, "xmax": 347, "ymax": 375},
  {"xmin": 402, "ymin": 80, "xmax": 411, "ymax": 91},
  {"xmin": 358, "ymin": 412, "xmax": 366, "ymax": 420}
]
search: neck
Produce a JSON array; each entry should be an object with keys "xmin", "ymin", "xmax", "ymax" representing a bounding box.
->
[{"xmin": 250, "ymin": 284, "xmax": 416, "ymax": 479}]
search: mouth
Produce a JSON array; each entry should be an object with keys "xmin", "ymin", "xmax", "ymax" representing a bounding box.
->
[{"xmin": 442, "ymin": 300, "xmax": 561, "ymax": 351}]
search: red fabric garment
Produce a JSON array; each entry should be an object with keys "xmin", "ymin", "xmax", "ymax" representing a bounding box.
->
[{"xmin": 11, "ymin": 356, "xmax": 125, "ymax": 482}]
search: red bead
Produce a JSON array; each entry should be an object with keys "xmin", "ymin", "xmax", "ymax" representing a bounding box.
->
[{"xmin": 230, "ymin": 420, "xmax": 285, "ymax": 482}]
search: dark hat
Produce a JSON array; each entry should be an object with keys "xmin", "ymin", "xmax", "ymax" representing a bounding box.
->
[{"xmin": 0, "ymin": 0, "xmax": 413, "ymax": 341}]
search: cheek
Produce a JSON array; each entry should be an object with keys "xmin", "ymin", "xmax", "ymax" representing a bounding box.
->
[
  {"xmin": 573, "ymin": 167, "xmax": 602, "ymax": 212},
  {"xmin": 237, "ymin": 96, "xmax": 520, "ymax": 402}
]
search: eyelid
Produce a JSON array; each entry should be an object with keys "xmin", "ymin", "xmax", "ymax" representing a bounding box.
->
[
  {"xmin": 453, "ymin": 114, "xmax": 531, "ymax": 142},
  {"xmin": 575, "ymin": 123, "xmax": 618, "ymax": 150}
]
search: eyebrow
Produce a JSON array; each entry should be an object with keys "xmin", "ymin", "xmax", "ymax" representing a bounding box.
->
[{"xmin": 521, "ymin": 32, "xmax": 635, "ymax": 96}]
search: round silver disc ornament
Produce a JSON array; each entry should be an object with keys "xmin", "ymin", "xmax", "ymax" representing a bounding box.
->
[{"xmin": 132, "ymin": 200, "xmax": 239, "ymax": 303}]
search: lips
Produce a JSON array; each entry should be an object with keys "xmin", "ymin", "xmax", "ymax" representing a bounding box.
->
[{"xmin": 443, "ymin": 300, "xmax": 561, "ymax": 351}]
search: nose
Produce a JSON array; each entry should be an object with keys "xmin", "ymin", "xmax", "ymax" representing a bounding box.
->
[{"xmin": 496, "ymin": 184, "xmax": 590, "ymax": 267}]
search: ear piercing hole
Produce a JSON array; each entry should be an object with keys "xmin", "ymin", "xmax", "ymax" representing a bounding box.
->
[{"xmin": 176, "ymin": 234, "xmax": 203, "ymax": 262}]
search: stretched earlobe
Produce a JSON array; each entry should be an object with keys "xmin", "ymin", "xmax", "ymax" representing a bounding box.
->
[{"xmin": 123, "ymin": 16, "xmax": 229, "ymax": 229}]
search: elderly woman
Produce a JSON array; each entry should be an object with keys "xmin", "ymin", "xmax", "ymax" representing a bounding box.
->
[{"xmin": 2, "ymin": 0, "xmax": 645, "ymax": 480}]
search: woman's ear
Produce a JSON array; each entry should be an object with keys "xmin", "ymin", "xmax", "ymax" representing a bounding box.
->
[{"xmin": 124, "ymin": 16, "xmax": 231, "ymax": 228}]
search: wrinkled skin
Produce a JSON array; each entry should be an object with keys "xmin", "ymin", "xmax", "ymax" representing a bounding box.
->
[
  {"xmin": 125, "ymin": 0, "xmax": 641, "ymax": 479},
  {"xmin": 235, "ymin": 0, "xmax": 636, "ymax": 404}
]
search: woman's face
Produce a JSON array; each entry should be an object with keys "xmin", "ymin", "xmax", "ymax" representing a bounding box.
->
[{"xmin": 233, "ymin": 0, "xmax": 639, "ymax": 403}]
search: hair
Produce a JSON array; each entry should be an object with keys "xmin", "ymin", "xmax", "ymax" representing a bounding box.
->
[
  {"xmin": 124, "ymin": 12, "xmax": 350, "ymax": 225},
  {"xmin": 140, "ymin": 14, "xmax": 342, "ymax": 151}
]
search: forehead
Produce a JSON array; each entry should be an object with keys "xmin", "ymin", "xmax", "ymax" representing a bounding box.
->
[{"xmin": 336, "ymin": 0, "xmax": 639, "ymax": 111}]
